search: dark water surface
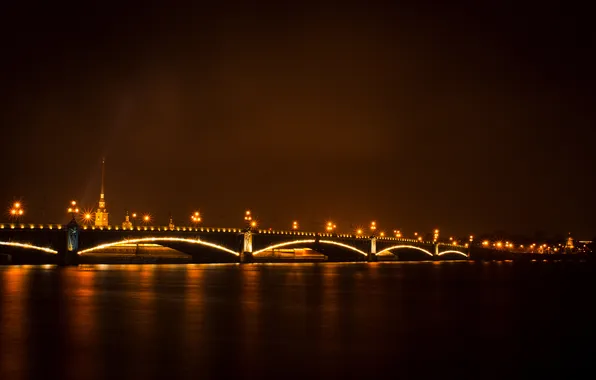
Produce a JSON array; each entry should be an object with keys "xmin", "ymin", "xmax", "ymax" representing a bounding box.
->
[{"xmin": 1, "ymin": 261, "xmax": 595, "ymax": 379}]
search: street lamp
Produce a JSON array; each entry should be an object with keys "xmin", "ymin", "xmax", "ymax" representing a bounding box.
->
[
  {"xmin": 243, "ymin": 210, "xmax": 258, "ymax": 230},
  {"xmin": 191, "ymin": 211, "xmax": 202, "ymax": 225},
  {"xmin": 370, "ymin": 221, "xmax": 377, "ymax": 233},
  {"xmin": 394, "ymin": 230, "xmax": 402, "ymax": 238},
  {"xmin": 67, "ymin": 200, "xmax": 80, "ymax": 220},
  {"xmin": 142, "ymin": 214, "xmax": 151, "ymax": 225},
  {"xmin": 244, "ymin": 210, "xmax": 252, "ymax": 223},
  {"xmin": 326, "ymin": 221, "xmax": 336, "ymax": 233},
  {"xmin": 292, "ymin": 220, "xmax": 298, "ymax": 230},
  {"xmin": 83, "ymin": 212, "xmax": 93, "ymax": 225},
  {"xmin": 10, "ymin": 202, "xmax": 24, "ymax": 223},
  {"xmin": 433, "ymin": 229, "xmax": 439, "ymax": 242}
]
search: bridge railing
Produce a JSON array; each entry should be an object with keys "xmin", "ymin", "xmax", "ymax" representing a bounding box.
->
[
  {"xmin": 0, "ymin": 223, "xmax": 66, "ymax": 230},
  {"xmin": 0, "ymin": 223, "xmax": 465, "ymax": 248}
]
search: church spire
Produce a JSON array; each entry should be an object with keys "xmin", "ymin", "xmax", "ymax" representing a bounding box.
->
[
  {"xmin": 100, "ymin": 157, "xmax": 105, "ymax": 199},
  {"xmin": 95, "ymin": 157, "xmax": 109, "ymax": 226},
  {"xmin": 168, "ymin": 212, "xmax": 175, "ymax": 230}
]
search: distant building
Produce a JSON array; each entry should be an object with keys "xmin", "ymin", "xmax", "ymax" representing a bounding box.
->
[
  {"xmin": 122, "ymin": 212, "xmax": 132, "ymax": 229},
  {"xmin": 94, "ymin": 158, "xmax": 109, "ymax": 227},
  {"xmin": 168, "ymin": 214, "xmax": 175, "ymax": 230},
  {"xmin": 565, "ymin": 232, "xmax": 575, "ymax": 253}
]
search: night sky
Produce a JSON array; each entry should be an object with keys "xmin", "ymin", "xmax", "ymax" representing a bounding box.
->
[{"xmin": 1, "ymin": 2, "xmax": 594, "ymax": 238}]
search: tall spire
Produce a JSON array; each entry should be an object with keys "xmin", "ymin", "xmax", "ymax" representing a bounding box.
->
[
  {"xmin": 168, "ymin": 211, "xmax": 175, "ymax": 230},
  {"xmin": 100, "ymin": 157, "xmax": 105, "ymax": 199},
  {"xmin": 95, "ymin": 157, "xmax": 109, "ymax": 227}
]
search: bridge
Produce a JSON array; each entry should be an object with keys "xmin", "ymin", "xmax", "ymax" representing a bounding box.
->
[{"xmin": 0, "ymin": 223, "xmax": 477, "ymax": 265}]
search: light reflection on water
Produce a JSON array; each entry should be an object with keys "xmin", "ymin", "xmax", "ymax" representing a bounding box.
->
[
  {"xmin": 64, "ymin": 268, "xmax": 97, "ymax": 380},
  {"xmin": 0, "ymin": 262, "xmax": 595, "ymax": 380},
  {"xmin": 0, "ymin": 266, "xmax": 29, "ymax": 379}
]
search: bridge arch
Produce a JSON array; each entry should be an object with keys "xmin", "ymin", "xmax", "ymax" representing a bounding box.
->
[
  {"xmin": 252, "ymin": 239, "xmax": 367, "ymax": 257},
  {"xmin": 376, "ymin": 245, "xmax": 433, "ymax": 257},
  {"xmin": 78, "ymin": 237, "xmax": 239, "ymax": 256},
  {"xmin": 0, "ymin": 241, "xmax": 57, "ymax": 254},
  {"xmin": 437, "ymin": 250, "xmax": 468, "ymax": 258}
]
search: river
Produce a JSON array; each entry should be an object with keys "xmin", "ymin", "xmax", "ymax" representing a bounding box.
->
[{"xmin": 0, "ymin": 261, "xmax": 594, "ymax": 379}]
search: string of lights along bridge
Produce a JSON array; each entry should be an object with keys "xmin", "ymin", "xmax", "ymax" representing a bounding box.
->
[{"xmin": 2, "ymin": 159, "xmax": 586, "ymax": 265}]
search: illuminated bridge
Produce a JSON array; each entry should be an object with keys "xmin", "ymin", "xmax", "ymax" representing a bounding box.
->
[{"xmin": 0, "ymin": 223, "xmax": 479, "ymax": 265}]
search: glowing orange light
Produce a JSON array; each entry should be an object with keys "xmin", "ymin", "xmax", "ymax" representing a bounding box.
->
[
  {"xmin": 191, "ymin": 211, "xmax": 202, "ymax": 224},
  {"xmin": 10, "ymin": 201, "xmax": 24, "ymax": 220},
  {"xmin": 325, "ymin": 221, "xmax": 336, "ymax": 232},
  {"xmin": 0, "ymin": 241, "xmax": 57, "ymax": 254},
  {"xmin": 244, "ymin": 210, "xmax": 253, "ymax": 222}
]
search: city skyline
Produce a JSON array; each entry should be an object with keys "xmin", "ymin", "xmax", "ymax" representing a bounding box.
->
[
  {"xmin": 1, "ymin": 3, "xmax": 594, "ymax": 239},
  {"xmin": 2, "ymin": 157, "xmax": 591, "ymax": 243}
]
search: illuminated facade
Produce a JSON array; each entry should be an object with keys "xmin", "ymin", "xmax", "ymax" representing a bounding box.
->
[
  {"xmin": 94, "ymin": 158, "xmax": 109, "ymax": 227},
  {"xmin": 122, "ymin": 212, "xmax": 132, "ymax": 229},
  {"xmin": 565, "ymin": 233, "xmax": 574, "ymax": 252}
]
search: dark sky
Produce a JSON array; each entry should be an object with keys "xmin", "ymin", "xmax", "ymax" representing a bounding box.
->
[{"xmin": 1, "ymin": 1, "xmax": 594, "ymax": 238}]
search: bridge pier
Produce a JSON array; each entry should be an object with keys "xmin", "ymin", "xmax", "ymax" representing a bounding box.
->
[
  {"xmin": 240, "ymin": 251, "xmax": 253, "ymax": 263},
  {"xmin": 368, "ymin": 237, "xmax": 377, "ymax": 262},
  {"xmin": 240, "ymin": 231, "xmax": 253, "ymax": 264},
  {"xmin": 57, "ymin": 219, "xmax": 79, "ymax": 266}
]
